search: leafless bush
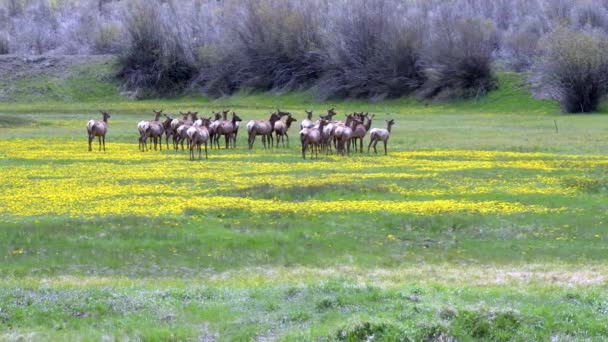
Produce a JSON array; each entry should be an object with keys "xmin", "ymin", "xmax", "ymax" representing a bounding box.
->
[
  {"xmin": 200, "ymin": 0, "xmax": 325, "ymax": 96},
  {"xmin": 531, "ymin": 28, "xmax": 608, "ymax": 113},
  {"xmin": 418, "ymin": 12, "xmax": 498, "ymax": 100},
  {"xmin": 118, "ymin": 0, "xmax": 197, "ymax": 96},
  {"xmin": 0, "ymin": 31, "xmax": 9, "ymax": 54},
  {"xmin": 316, "ymin": 0, "xmax": 424, "ymax": 100}
]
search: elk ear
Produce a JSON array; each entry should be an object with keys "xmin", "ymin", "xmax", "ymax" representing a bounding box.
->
[{"xmin": 99, "ymin": 110, "xmax": 104, "ymax": 114}]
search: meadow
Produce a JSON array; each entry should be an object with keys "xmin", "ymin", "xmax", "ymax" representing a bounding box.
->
[{"xmin": 1, "ymin": 69, "xmax": 608, "ymax": 340}]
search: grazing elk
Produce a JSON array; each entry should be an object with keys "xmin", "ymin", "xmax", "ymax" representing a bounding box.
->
[
  {"xmin": 368, "ymin": 119, "xmax": 395, "ymax": 155},
  {"xmin": 216, "ymin": 112, "xmax": 242, "ymax": 149},
  {"xmin": 247, "ymin": 112, "xmax": 281, "ymax": 149},
  {"xmin": 273, "ymin": 114, "xmax": 297, "ymax": 148},
  {"xmin": 300, "ymin": 119, "xmax": 328, "ymax": 159},
  {"xmin": 87, "ymin": 111, "xmax": 111, "ymax": 152},
  {"xmin": 187, "ymin": 118, "xmax": 211, "ymax": 160}
]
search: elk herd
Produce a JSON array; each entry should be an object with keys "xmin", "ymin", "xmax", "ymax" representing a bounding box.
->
[{"xmin": 86, "ymin": 108, "xmax": 395, "ymax": 160}]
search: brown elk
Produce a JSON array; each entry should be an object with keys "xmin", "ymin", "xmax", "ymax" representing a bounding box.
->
[
  {"xmin": 170, "ymin": 112, "xmax": 190, "ymax": 150},
  {"xmin": 208, "ymin": 112, "xmax": 222, "ymax": 149},
  {"xmin": 87, "ymin": 111, "xmax": 111, "ymax": 152},
  {"xmin": 142, "ymin": 110, "xmax": 165, "ymax": 151},
  {"xmin": 162, "ymin": 113, "xmax": 174, "ymax": 149},
  {"xmin": 368, "ymin": 119, "xmax": 395, "ymax": 155},
  {"xmin": 187, "ymin": 118, "xmax": 211, "ymax": 160},
  {"xmin": 300, "ymin": 110, "xmax": 314, "ymax": 130},
  {"xmin": 216, "ymin": 112, "xmax": 242, "ymax": 149},
  {"xmin": 300, "ymin": 119, "xmax": 328, "ymax": 159},
  {"xmin": 247, "ymin": 112, "xmax": 281, "ymax": 149},
  {"xmin": 320, "ymin": 108, "xmax": 336, "ymax": 121},
  {"xmin": 334, "ymin": 114, "xmax": 356, "ymax": 156},
  {"xmin": 175, "ymin": 112, "xmax": 198, "ymax": 151},
  {"xmin": 350, "ymin": 113, "xmax": 374, "ymax": 153},
  {"xmin": 273, "ymin": 114, "xmax": 297, "ymax": 148},
  {"xmin": 137, "ymin": 120, "xmax": 150, "ymax": 152}
]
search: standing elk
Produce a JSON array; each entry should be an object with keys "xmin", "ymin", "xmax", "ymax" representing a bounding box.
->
[
  {"xmin": 333, "ymin": 114, "xmax": 355, "ymax": 156},
  {"xmin": 351, "ymin": 113, "xmax": 374, "ymax": 153},
  {"xmin": 216, "ymin": 112, "xmax": 242, "ymax": 149},
  {"xmin": 368, "ymin": 119, "xmax": 395, "ymax": 155},
  {"xmin": 273, "ymin": 114, "xmax": 297, "ymax": 148},
  {"xmin": 161, "ymin": 113, "xmax": 175, "ymax": 149},
  {"xmin": 142, "ymin": 110, "xmax": 165, "ymax": 151},
  {"xmin": 301, "ymin": 110, "xmax": 314, "ymax": 130},
  {"xmin": 137, "ymin": 120, "xmax": 150, "ymax": 152},
  {"xmin": 247, "ymin": 112, "xmax": 281, "ymax": 149},
  {"xmin": 87, "ymin": 111, "xmax": 111, "ymax": 152},
  {"xmin": 187, "ymin": 118, "xmax": 211, "ymax": 160},
  {"xmin": 300, "ymin": 119, "xmax": 328, "ymax": 159},
  {"xmin": 174, "ymin": 112, "xmax": 198, "ymax": 151}
]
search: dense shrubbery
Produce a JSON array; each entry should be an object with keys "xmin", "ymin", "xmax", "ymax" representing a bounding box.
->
[{"xmin": 3, "ymin": 0, "xmax": 608, "ymax": 105}]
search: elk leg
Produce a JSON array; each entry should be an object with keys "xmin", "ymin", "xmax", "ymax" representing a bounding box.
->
[
  {"xmin": 384, "ymin": 140, "xmax": 387, "ymax": 155},
  {"xmin": 204, "ymin": 142, "xmax": 208, "ymax": 159},
  {"xmin": 88, "ymin": 135, "xmax": 93, "ymax": 151}
]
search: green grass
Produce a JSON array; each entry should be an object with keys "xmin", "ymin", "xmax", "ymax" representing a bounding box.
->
[{"xmin": 1, "ymin": 58, "xmax": 608, "ymax": 340}]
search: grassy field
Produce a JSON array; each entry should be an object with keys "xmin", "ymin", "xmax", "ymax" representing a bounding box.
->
[{"xmin": 1, "ymin": 60, "xmax": 608, "ymax": 340}]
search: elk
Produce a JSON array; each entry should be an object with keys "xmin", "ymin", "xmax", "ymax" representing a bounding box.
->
[
  {"xmin": 320, "ymin": 108, "xmax": 336, "ymax": 121},
  {"xmin": 300, "ymin": 110, "xmax": 314, "ymax": 130},
  {"xmin": 162, "ymin": 113, "xmax": 174, "ymax": 149},
  {"xmin": 368, "ymin": 119, "xmax": 395, "ymax": 155},
  {"xmin": 87, "ymin": 111, "xmax": 111, "ymax": 152},
  {"xmin": 208, "ymin": 112, "xmax": 222, "ymax": 149},
  {"xmin": 277, "ymin": 108, "xmax": 292, "ymax": 118},
  {"xmin": 216, "ymin": 112, "xmax": 242, "ymax": 149},
  {"xmin": 300, "ymin": 119, "xmax": 328, "ymax": 159},
  {"xmin": 350, "ymin": 113, "xmax": 374, "ymax": 153},
  {"xmin": 187, "ymin": 118, "xmax": 211, "ymax": 160},
  {"xmin": 333, "ymin": 114, "xmax": 355, "ymax": 156},
  {"xmin": 273, "ymin": 114, "xmax": 297, "ymax": 148},
  {"xmin": 247, "ymin": 112, "xmax": 281, "ymax": 149},
  {"xmin": 174, "ymin": 112, "xmax": 198, "ymax": 151},
  {"xmin": 142, "ymin": 110, "xmax": 165, "ymax": 151},
  {"xmin": 137, "ymin": 120, "xmax": 150, "ymax": 152},
  {"xmin": 170, "ymin": 112, "xmax": 191, "ymax": 150}
]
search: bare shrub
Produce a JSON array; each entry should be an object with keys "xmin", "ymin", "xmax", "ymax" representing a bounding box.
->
[
  {"xmin": 0, "ymin": 31, "xmax": 8, "ymax": 54},
  {"xmin": 316, "ymin": 0, "xmax": 424, "ymax": 100},
  {"xmin": 201, "ymin": 0, "xmax": 325, "ymax": 97},
  {"xmin": 118, "ymin": 0, "xmax": 197, "ymax": 96},
  {"xmin": 501, "ymin": 18, "xmax": 547, "ymax": 72},
  {"xmin": 418, "ymin": 13, "xmax": 498, "ymax": 100},
  {"xmin": 531, "ymin": 28, "xmax": 608, "ymax": 113}
]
